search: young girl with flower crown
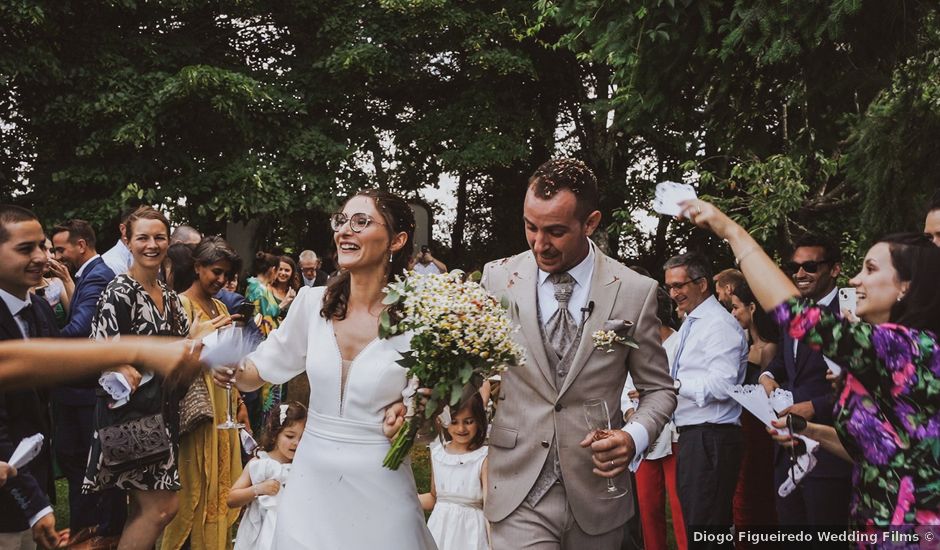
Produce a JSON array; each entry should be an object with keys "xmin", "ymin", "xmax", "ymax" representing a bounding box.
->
[
  {"xmin": 419, "ymin": 393, "xmax": 490, "ymax": 550},
  {"xmin": 228, "ymin": 401, "xmax": 306, "ymax": 550}
]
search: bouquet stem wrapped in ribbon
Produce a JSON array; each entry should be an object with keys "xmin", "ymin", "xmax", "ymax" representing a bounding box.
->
[{"xmin": 380, "ymin": 271, "xmax": 524, "ymax": 470}]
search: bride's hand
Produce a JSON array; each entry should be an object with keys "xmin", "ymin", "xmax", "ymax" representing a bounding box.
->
[
  {"xmin": 383, "ymin": 402, "xmax": 406, "ymax": 439},
  {"xmin": 211, "ymin": 364, "xmax": 237, "ymax": 389}
]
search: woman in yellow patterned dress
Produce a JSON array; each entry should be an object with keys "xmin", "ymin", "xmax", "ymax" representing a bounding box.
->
[{"xmin": 162, "ymin": 236, "xmax": 244, "ymax": 550}]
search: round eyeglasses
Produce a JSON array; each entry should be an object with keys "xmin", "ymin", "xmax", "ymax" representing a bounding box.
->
[{"xmin": 330, "ymin": 212, "xmax": 387, "ymax": 233}]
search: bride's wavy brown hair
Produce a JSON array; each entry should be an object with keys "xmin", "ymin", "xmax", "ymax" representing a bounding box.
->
[{"xmin": 320, "ymin": 189, "xmax": 415, "ymax": 321}]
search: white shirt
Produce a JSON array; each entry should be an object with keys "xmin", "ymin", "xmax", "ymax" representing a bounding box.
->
[
  {"xmin": 536, "ymin": 244, "xmax": 594, "ymax": 325},
  {"xmin": 74, "ymin": 254, "xmax": 101, "ymax": 279},
  {"xmin": 413, "ymin": 262, "xmax": 443, "ymax": 275},
  {"xmin": 622, "ymin": 333, "xmax": 680, "ymax": 463},
  {"xmin": 101, "ymin": 240, "xmax": 131, "ymax": 276},
  {"xmin": 673, "ymin": 295, "xmax": 748, "ymax": 427},
  {"xmin": 0, "ymin": 288, "xmax": 54, "ymax": 526},
  {"xmin": 536, "ymin": 242, "xmax": 649, "ymax": 463}
]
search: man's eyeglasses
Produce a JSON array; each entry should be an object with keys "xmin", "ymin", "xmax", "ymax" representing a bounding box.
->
[
  {"xmin": 664, "ymin": 277, "xmax": 704, "ymax": 292},
  {"xmin": 783, "ymin": 260, "xmax": 829, "ymax": 274},
  {"xmin": 330, "ymin": 212, "xmax": 387, "ymax": 233}
]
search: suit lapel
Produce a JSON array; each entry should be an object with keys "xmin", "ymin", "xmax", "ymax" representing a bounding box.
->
[
  {"xmin": 29, "ymin": 295, "xmax": 53, "ymax": 338},
  {"xmin": 0, "ymin": 299, "xmax": 24, "ymax": 341},
  {"xmin": 558, "ymin": 252, "xmax": 620, "ymax": 399},
  {"xmin": 508, "ymin": 255, "xmax": 556, "ymax": 392}
]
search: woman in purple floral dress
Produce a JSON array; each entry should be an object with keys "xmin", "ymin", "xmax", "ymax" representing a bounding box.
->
[{"xmin": 677, "ymin": 199, "xmax": 940, "ymax": 534}]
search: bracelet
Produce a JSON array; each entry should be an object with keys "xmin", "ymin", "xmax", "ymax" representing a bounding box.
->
[
  {"xmin": 251, "ymin": 485, "xmax": 260, "ymax": 497},
  {"xmin": 734, "ymin": 246, "xmax": 760, "ymax": 267}
]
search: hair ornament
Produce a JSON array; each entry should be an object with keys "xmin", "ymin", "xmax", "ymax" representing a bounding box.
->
[{"xmin": 279, "ymin": 403, "xmax": 288, "ymax": 425}]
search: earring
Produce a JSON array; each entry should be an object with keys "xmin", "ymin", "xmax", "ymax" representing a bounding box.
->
[
  {"xmin": 389, "ymin": 252, "xmax": 394, "ymax": 263},
  {"xmin": 897, "ymin": 294, "xmax": 904, "ymax": 302}
]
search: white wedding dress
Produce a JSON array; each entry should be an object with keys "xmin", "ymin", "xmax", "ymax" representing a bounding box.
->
[{"xmin": 247, "ymin": 287, "xmax": 438, "ymax": 550}]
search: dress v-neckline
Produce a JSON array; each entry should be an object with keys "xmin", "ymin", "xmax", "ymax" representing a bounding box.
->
[
  {"xmin": 328, "ymin": 322, "xmax": 380, "ymax": 416},
  {"xmin": 130, "ymin": 274, "xmax": 168, "ymax": 319},
  {"xmin": 328, "ymin": 320, "xmax": 380, "ymax": 364}
]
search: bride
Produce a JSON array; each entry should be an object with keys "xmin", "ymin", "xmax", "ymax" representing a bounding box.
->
[{"xmin": 215, "ymin": 189, "xmax": 437, "ymax": 549}]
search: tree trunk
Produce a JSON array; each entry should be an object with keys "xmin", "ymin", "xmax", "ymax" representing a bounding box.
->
[{"xmin": 450, "ymin": 172, "xmax": 470, "ymax": 264}]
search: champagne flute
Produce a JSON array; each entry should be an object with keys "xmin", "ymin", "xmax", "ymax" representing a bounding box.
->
[
  {"xmin": 583, "ymin": 398, "xmax": 628, "ymax": 499},
  {"xmin": 215, "ymin": 325, "xmax": 245, "ymax": 430}
]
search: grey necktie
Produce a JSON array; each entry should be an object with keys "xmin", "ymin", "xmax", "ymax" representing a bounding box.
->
[{"xmin": 545, "ymin": 272, "xmax": 577, "ymax": 358}]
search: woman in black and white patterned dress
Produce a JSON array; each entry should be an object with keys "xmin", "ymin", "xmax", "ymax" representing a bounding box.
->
[{"xmin": 83, "ymin": 206, "xmax": 190, "ymax": 550}]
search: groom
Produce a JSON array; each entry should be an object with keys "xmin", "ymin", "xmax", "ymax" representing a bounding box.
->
[{"xmin": 481, "ymin": 159, "xmax": 676, "ymax": 549}]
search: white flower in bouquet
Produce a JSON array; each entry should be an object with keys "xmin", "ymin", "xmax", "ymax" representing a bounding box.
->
[{"xmin": 379, "ymin": 270, "xmax": 524, "ymax": 469}]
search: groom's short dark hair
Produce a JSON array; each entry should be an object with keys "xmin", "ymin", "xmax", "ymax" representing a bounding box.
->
[{"xmin": 528, "ymin": 158, "xmax": 599, "ymax": 221}]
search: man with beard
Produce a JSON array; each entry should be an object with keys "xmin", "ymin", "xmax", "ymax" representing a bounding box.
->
[
  {"xmin": 759, "ymin": 234, "xmax": 852, "ymax": 526},
  {"xmin": 49, "ymin": 220, "xmax": 126, "ymax": 545},
  {"xmin": 481, "ymin": 159, "xmax": 675, "ymax": 549}
]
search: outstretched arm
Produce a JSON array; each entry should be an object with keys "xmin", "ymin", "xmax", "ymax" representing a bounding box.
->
[
  {"xmin": 0, "ymin": 338, "xmax": 202, "ymax": 390},
  {"xmin": 679, "ymin": 199, "xmax": 799, "ymax": 312}
]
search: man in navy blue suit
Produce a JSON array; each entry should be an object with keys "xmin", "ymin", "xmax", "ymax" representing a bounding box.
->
[
  {"xmin": 759, "ymin": 234, "xmax": 852, "ymax": 525},
  {"xmin": 49, "ymin": 220, "xmax": 125, "ymax": 543},
  {"xmin": 0, "ymin": 204, "xmax": 60, "ymax": 549}
]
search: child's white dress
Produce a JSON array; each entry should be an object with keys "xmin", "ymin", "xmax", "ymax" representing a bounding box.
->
[
  {"xmin": 427, "ymin": 441, "xmax": 489, "ymax": 550},
  {"xmin": 233, "ymin": 451, "xmax": 291, "ymax": 550}
]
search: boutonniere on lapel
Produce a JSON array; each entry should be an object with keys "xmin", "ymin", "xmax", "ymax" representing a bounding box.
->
[{"xmin": 592, "ymin": 320, "xmax": 638, "ymax": 353}]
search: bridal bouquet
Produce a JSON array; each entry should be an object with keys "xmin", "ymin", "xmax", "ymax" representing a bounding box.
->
[{"xmin": 379, "ymin": 271, "xmax": 525, "ymax": 469}]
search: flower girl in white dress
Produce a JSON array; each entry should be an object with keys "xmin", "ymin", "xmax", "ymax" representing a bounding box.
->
[
  {"xmin": 420, "ymin": 394, "xmax": 490, "ymax": 550},
  {"xmin": 229, "ymin": 402, "xmax": 307, "ymax": 550}
]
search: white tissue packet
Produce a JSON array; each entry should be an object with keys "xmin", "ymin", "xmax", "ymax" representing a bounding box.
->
[
  {"xmin": 200, "ymin": 326, "xmax": 259, "ymax": 371},
  {"xmin": 653, "ymin": 181, "xmax": 698, "ymax": 217},
  {"xmin": 9, "ymin": 433, "xmax": 44, "ymax": 469},
  {"xmin": 823, "ymin": 357, "xmax": 842, "ymax": 377},
  {"xmin": 770, "ymin": 388, "xmax": 794, "ymax": 415},
  {"xmin": 239, "ymin": 429, "xmax": 258, "ymax": 455},
  {"xmin": 99, "ymin": 370, "xmax": 154, "ymax": 408}
]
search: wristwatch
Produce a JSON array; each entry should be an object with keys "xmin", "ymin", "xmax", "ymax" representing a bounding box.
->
[{"xmin": 673, "ymin": 379, "xmax": 681, "ymax": 394}]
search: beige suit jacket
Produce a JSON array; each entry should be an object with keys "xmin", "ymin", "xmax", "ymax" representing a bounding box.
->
[{"xmin": 481, "ymin": 249, "xmax": 676, "ymax": 535}]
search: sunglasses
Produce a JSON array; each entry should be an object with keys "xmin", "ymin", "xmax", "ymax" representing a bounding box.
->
[
  {"xmin": 329, "ymin": 212, "xmax": 387, "ymax": 233},
  {"xmin": 783, "ymin": 260, "xmax": 830, "ymax": 274}
]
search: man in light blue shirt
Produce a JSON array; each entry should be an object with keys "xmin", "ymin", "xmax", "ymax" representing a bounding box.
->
[{"xmin": 664, "ymin": 252, "xmax": 747, "ymax": 549}]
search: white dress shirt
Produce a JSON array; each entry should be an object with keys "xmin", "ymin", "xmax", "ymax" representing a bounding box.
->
[
  {"xmin": 622, "ymin": 331, "xmax": 680, "ymax": 462},
  {"xmin": 673, "ymin": 295, "xmax": 748, "ymax": 427},
  {"xmin": 0, "ymin": 288, "xmax": 54, "ymax": 526},
  {"xmin": 536, "ymin": 243, "xmax": 649, "ymax": 463},
  {"xmin": 101, "ymin": 240, "xmax": 131, "ymax": 276},
  {"xmin": 536, "ymin": 245, "xmax": 595, "ymax": 325}
]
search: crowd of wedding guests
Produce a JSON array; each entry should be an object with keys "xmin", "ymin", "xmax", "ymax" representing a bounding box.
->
[{"xmin": 0, "ymin": 181, "xmax": 938, "ymax": 550}]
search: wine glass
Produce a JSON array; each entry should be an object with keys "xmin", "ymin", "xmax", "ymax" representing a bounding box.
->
[
  {"xmin": 216, "ymin": 325, "xmax": 245, "ymax": 430},
  {"xmin": 583, "ymin": 398, "xmax": 628, "ymax": 499}
]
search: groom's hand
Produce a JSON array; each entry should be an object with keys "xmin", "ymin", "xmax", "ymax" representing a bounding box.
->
[{"xmin": 579, "ymin": 430, "xmax": 636, "ymax": 478}]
